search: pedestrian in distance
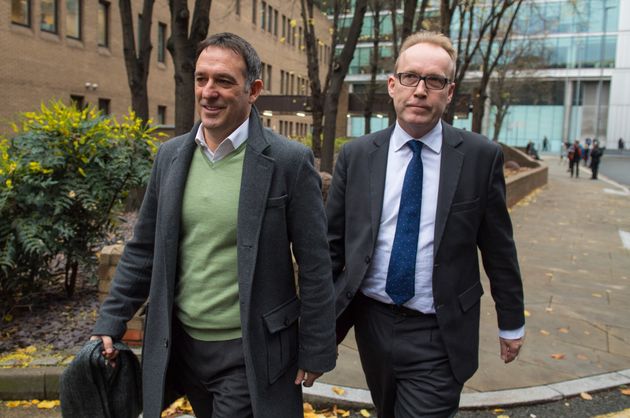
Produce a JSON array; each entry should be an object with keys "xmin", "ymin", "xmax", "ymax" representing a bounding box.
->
[
  {"xmin": 90, "ymin": 32, "xmax": 336, "ymax": 418},
  {"xmin": 560, "ymin": 140, "xmax": 569, "ymax": 165},
  {"xmin": 568, "ymin": 140, "xmax": 582, "ymax": 178},
  {"xmin": 590, "ymin": 141, "xmax": 604, "ymax": 180},
  {"xmin": 542, "ymin": 136, "xmax": 549, "ymax": 152},
  {"xmin": 327, "ymin": 31, "xmax": 525, "ymax": 418},
  {"xmin": 619, "ymin": 137, "xmax": 625, "ymax": 152}
]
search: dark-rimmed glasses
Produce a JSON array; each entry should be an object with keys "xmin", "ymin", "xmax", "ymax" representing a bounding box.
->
[{"xmin": 396, "ymin": 73, "xmax": 451, "ymax": 90}]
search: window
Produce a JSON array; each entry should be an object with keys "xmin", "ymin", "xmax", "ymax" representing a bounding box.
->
[
  {"xmin": 280, "ymin": 70, "xmax": 285, "ymax": 94},
  {"xmin": 273, "ymin": 10, "xmax": 278, "ymax": 36},
  {"xmin": 66, "ymin": 0, "xmax": 81, "ymax": 39},
  {"xmin": 235, "ymin": 0, "xmax": 240, "ymax": 16},
  {"xmin": 70, "ymin": 95, "xmax": 85, "ymax": 109},
  {"xmin": 98, "ymin": 0, "xmax": 109, "ymax": 47},
  {"xmin": 157, "ymin": 106, "xmax": 167, "ymax": 125},
  {"xmin": 290, "ymin": 74, "xmax": 295, "ymax": 95},
  {"xmin": 261, "ymin": 62, "xmax": 266, "ymax": 90},
  {"xmin": 41, "ymin": 0, "xmax": 57, "ymax": 33},
  {"xmin": 266, "ymin": 64, "xmax": 272, "ymax": 91},
  {"xmin": 267, "ymin": 5, "xmax": 272, "ymax": 32},
  {"xmin": 282, "ymin": 15, "xmax": 286, "ymax": 38},
  {"xmin": 98, "ymin": 98, "xmax": 110, "ymax": 115},
  {"xmin": 158, "ymin": 22, "xmax": 167, "ymax": 63},
  {"xmin": 261, "ymin": 1, "xmax": 266, "ymax": 29},
  {"xmin": 11, "ymin": 0, "xmax": 30, "ymax": 26},
  {"xmin": 251, "ymin": 0, "xmax": 256, "ymax": 24}
]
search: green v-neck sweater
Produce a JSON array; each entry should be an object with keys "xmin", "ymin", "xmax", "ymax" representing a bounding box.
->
[{"xmin": 175, "ymin": 144, "xmax": 245, "ymax": 341}]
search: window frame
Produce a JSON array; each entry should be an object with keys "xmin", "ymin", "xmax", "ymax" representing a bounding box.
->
[
  {"xmin": 40, "ymin": 0, "xmax": 58, "ymax": 34},
  {"xmin": 65, "ymin": 0, "xmax": 82, "ymax": 40},
  {"xmin": 97, "ymin": 0, "xmax": 110, "ymax": 47},
  {"xmin": 157, "ymin": 22, "xmax": 167, "ymax": 63},
  {"xmin": 11, "ymin": 0, "xmax": 31, "ymax": 27}
]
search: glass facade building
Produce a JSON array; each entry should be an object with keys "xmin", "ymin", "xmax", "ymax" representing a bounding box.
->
[{"xmin": 341, "ymin": 0, "xmax": 630, "ymax": 151}]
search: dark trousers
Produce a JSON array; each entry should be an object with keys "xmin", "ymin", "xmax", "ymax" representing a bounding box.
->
[
  {"xmin": 591, "ymin": 161, "xmax": 600, "ymax": 179},
  {"xmin": 569, "ymin": 159, "xmax": 580, "ymax": 177},
  {"xmin": 354, "ymin": 293, "xmax": 462, "ymax": 418},
  {"xmin": 166, "ymin": 321, "xmax": 253, "ymax": 418}
]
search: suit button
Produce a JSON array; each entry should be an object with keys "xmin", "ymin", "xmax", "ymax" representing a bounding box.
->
[
  {"xmin": 346, "ymin": 291, "xmax": 354, "ymax": 299},
  {"xmin": 365, "ymin": 256, "xmax": 371, "ymax": 264},
  {"xmin": 163, "ymin": 338, "xmax": 169, "ymax": 348}
]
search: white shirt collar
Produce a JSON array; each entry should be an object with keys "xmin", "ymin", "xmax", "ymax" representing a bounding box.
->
[
  {"xmin": 194, "ymin": 118, "xmax": 249, "ymax": 162},
  {"xmin": 392, "ymin": 120, "xmax": 443, "ymax": 155}
]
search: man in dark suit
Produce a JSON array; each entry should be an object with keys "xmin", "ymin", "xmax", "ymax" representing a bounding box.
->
[
  {"xmin": 91, "ymin": 32, "xmax": 336, "ymax": 418},
  {"xmin": 327, "ymin": 31, "xmax": 525, "ymax": 417}
]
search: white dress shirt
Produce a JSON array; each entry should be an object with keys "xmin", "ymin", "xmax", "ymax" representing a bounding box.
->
[
  {"xmin": 194, "ymin": 118, "xmax": 249, "ymax": 162},
  {"xmin": 361, "ymin": 121, "xmax": 442, "ymax": 313},
  {"xmin": 361, "ymin": 121, "xmax": 524, "ymax": 340}
]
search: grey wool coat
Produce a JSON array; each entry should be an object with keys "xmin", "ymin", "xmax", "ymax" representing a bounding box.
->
[{"xmin": 93, "ymin": 108, "xmax": 337, "ymax": 418}]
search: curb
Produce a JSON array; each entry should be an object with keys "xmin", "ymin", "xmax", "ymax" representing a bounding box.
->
[
  {"xmin": 302, "ymin": 369, "xmax": 630, "ymax": 410},
  {"xmin": 1, "ymin": 366, "xmax": 629, "ymax": 409}
]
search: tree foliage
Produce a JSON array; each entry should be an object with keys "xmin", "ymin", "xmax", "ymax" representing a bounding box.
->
[{"xmin": 0, "ymin": 101, "xmax": 160, "ymax": 310}]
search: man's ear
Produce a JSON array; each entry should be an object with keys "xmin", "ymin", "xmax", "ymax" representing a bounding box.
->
[
  {"xmin": 387, "ymin": 74, "xmax": 396, "ymax": 99},
  {"xmin": 249, "ymin": 79, "xmax": 264, "ymax": 103}
]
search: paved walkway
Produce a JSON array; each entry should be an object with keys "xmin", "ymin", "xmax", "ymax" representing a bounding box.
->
[
  {"xmin": 1, "ymin": 159, "xmax": 630, "ymax": 410},
  {"xmin": 309, "ymin": 160, "xmax": 630, "ymax": 407}
]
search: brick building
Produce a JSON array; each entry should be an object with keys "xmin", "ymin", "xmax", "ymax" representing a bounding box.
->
[{"xmin": 2, "ymin": 0, "xmax": 332, "ymax": 138}]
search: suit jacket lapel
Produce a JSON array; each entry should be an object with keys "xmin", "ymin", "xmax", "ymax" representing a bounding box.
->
[
  {"xmin": 434, "ymin": 122, "xmax": 464, "ymax": 254},
  {"xmin": 369, "ymin": 126, "xmax": 394, "ymax": 244},
  {"xmin": 237, "ymin": 107, "xmax": 273, "ymax": 309}
]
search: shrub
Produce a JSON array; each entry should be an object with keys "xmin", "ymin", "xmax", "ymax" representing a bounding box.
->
[{"xmin": 0, "ymin": 101, "xmax": 160, "ymax": 309}]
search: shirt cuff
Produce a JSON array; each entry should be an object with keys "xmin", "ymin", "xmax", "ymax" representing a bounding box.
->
[{"xmin": 499, "ymin": 326, "xmax": 525, "ymax": 340}]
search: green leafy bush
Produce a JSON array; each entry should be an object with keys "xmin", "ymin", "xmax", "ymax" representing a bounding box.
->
[{"xmin": 0, "ymin": 101, "xmax": 160, "ymax": 309}]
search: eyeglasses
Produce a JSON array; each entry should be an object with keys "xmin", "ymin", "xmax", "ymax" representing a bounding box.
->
[{"xmin": 396, "ymin": 73, "xmax": 451, "ymax": 90}]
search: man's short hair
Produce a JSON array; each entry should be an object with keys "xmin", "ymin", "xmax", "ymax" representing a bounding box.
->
[
  {"xmin": 395, "ymin": 31, "xmax": 457, "ymax": 78},
  {"xmin": 196, "ymin": 32, "xmax": 262, "ymax": 87}
]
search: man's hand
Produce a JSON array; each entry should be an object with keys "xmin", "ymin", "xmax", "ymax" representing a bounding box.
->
[
  {"xmin": 90, "ymin": 335, "xmax": 119, "ymax": 368},
  {"xmin": 294, "ymin": 369, "xmax": 323, "ymax": 387},
  {"xmin": 500, "ymin": 336, "xmax": 524, "ymax": 363}
]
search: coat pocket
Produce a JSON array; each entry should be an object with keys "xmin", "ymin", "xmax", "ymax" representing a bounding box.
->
[
  {"xmin": 458, "ymin": 281, "xmax": 484, "ymax": 312},
  {"xmin": 451, "ymin": 197, "xmax": 480, "ymax": 213},
  {"xmin": 262, "ymin": 296, "xmax": 300, "ymax": 384}
]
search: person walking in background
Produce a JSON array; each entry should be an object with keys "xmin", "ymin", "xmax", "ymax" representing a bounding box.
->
[
  {"xmin": 568, "ymin": 140, "xmax": 582, "ymax": 178},
  {"xmin": 542, "ymin": 136, "xmax": 549, "ymax": 152},
  {"xmin": 590, "ymin": 141, "xmax": 604, "ymax": 180},
  {"xmin": 90, "ymin": 32, "xmax": 336, "ymax": 418},
  {"xmin": 619, "ymin": 137, "xmax": 625, "ymax": 152},
  {"xmin": 583, "ymin": 141, "xmax": 591, "ymax": 167},
  {"xmin": 327, "ymin": 31, "xmax": 525, "ymax": 418},
  {"xmin": 560, "ymin": 140, "xmax": 569, "ymax": 165}
]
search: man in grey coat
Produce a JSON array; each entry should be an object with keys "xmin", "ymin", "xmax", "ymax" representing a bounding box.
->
[{"xmin": 91, "ymin": 32, "xmax": 336, "ymax": 418}]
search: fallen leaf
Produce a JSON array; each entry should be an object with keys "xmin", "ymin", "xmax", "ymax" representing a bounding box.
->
[
  {"xmin": 303, "ymin": 403, "xmax": 315, "ymax": 413},
  {"xmin": 559, "ymin": 328, "xmax": 570, "ymax": 334},
  {"xmin": 580, "ymin": 392, "xmax": 593, "ymax": 400},
  {"xmin": 621, "ymin": 388, "xmax": 630, "ymax": 396},
  {"xmin": 545, "ymin": 307, "xmax": 553, "ymax": 312},
  {"xmin": 592, "ymin": 293, "xmax": 603, "ymax": 298},
  {"xmin": 37, "ymin": 400, "xmax": 60, "ymax": 409},
  {"xmin": 3, "ymin": 314, "xmax": 13, "ymax": 322},
  {"xmin": 360, "ymin": 409, "xmax": 371, "ymax": 417},
  {"xmin": 493, "ymin": 408, "xmax": 505, "ymax": 413},
  {"xmin": 342, "ymin": 412, "xmax": 351, "ymax": 417},
  {"xmin": 545, "ymin": 272, "xmax": 553, "ymax": 278},
  {"xmin": 524, "ymin": 310, "xmax": 531, "ymax": 317},
  {"xmin": 577, "ymin": 354, "xmax": 589, "ymax": 361},
  {"xmin": 332, "ymin": 386, "xmax": 345, "ymax": 395},
  {"xmin": 497, "ymin": 415, "xmax": 510, "ymax": 418},
  {"xmin": 551, "ymin": 353, "xmax": 566, "ymax": 360},
  {"xmin": 539, "ymin": 330, "xmax": 550, "ymax": 336}
]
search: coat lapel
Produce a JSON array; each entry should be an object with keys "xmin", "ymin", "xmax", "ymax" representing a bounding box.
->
[
  {"xmin": 434, "ymin": 122, "xmax": 464, "ymax": 254},
  {"xmin": 368, "ymin": 126, "xmax": 394, "ymax": 244},
  {"xmin": 237, "ymin": 108, "xmax": 274, "ymax": 310},
  {"xmin": 162, "ymin": 126, "xmax": 198, "ymax": 290}
]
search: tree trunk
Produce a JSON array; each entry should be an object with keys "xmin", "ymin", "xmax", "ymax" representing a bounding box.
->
[
  {"xmin": 168, "ymin": 0, "xmax": 211, "ymax": 136},
  {"xmin": 493, "ymin": 104, "xmax": 509, "ymax": 142},
  {"xmin": 301, "ymin": 0, "xmax": 325, "ymax": 157},
  {"xmin": 364, "ymin": 1, "xmax": 382, "ymax": 135},
  {"xmin": 320, "ymin": 0, "xmax": 368, "ymax": 173},
  {"xmin": 119, "ymin": 0, "xmax": 155, "ymax": 123}
]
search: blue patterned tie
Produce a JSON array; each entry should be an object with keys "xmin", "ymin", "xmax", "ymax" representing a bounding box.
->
[{"xmin": 386, "ymin": 140, "xmax": 423, "ymax": 305}]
